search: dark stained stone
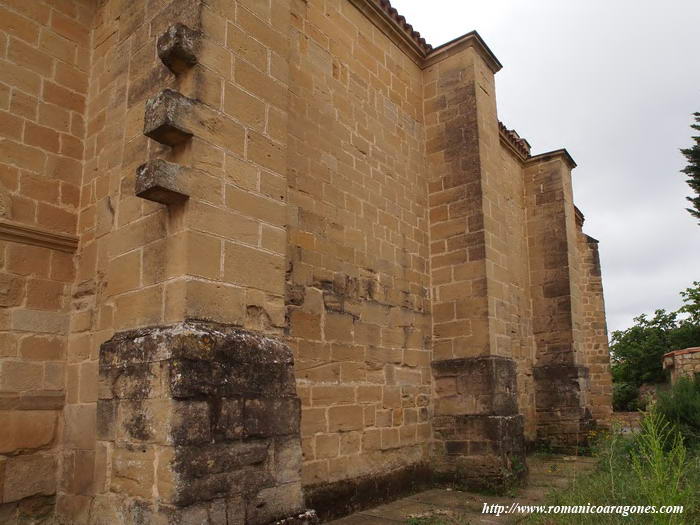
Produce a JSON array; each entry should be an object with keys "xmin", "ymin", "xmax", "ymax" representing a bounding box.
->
[{"xmin": 157, "ymin": 23, "xmax": 200, "ymax": 74}]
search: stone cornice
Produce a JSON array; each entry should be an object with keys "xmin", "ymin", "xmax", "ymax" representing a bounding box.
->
[
  {"xmin": 424, "ymin": 31, "xmax": 503, "ymax": 72},
  {"xmin": 349, "ymin": 0, "xmax": 503, "ymax": 72},
  {"xmin": 0, "ymin": 220, "xmax": 79, "ymax": 253},
  {"xmin": 526, "ymin": 149, "xmax": 578, "ymax": 170}
]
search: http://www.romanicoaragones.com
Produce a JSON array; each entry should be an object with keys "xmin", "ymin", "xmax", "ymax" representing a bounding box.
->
[{"xmin": 482, "ymin": 502, "xmax": 684, "ymax": 518}]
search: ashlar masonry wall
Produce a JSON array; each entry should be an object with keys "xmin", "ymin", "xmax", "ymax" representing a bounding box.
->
[
  {"xmin": 0, "ymin": 0, "xmax": 614, "ymax": 523},
  {"xmin": 0, "ymin": 0, "xmax": 92, "ymax": 520},
  {"xmin": 286, "ymin": 0, "xmax": 432, "ymax": 513}
]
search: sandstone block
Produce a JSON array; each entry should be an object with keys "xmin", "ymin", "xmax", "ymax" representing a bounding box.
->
[
  {"xmin": 143, "ymin": 88, "xmax": 245, "ymax": 153},
  {"xmin": 63, "ymin": 404, "xmax": 96, "ymax": 450},
  {"xmin": 96, "ymin": 399, "xmax": 116, "ymax": 441},
  {"xmin": 107, "ymin": 250, "xmax": 141, "ymax": 297},
  {"xmin": 143, "ymin": 89, "xmax": 194, "ymax": 146},
  {"xmin": 244, "ymin": 398, "xmax": 300, "ymax": 437},
  {"xmin": 274, "ymin": 437, "xmax": 302, "ymax": 484},
  {"xmin": 0, "ymin": 410, "xmax": 57, "ymax": 454},
  {"xmin": 2, "ymin": 453, "xmax": 56, "ymax": 503},
  {"xmin": 157, "ymin": 23, "xmax": 200, "ymax": 74},
  {"xmin": 164, "ymin": 441, "xmax": 271, "ymax": 506},
  {"xmin": 6, "ymin": 244, "xmax": 50, "ymax": 277},
  {"xmin": 166, "ymin": 279, "xmax": 245, "ymax": 326},
  {"xmin": 328, "ymin": 405, "xmax": 363, "ymax": 432},
  {"xmin": 62, "ymin": 449, "xmax": 95, "ymax": 495},
  {"xmin": 311, "ymin": 385, "xmax": 355, "ymax": 406},
  {"xmin": 25, "ymin": 279, "xmax": 64, "ymax": 311},
  {"xmin": 111, "ymin": 445, "xmax": 155, "ymax": 499},
  {"xmin": 314, "ymin": 434, "xmax": 338, "ymax": 459},
  {"xmin": 212, "ymin": 398, "xmax": 243, "ymax": 441},
  {"xmin": 301, "ymin": 408, "xmax": 327, "ymax": 437},
  {"xmin": 223, "ymin": 242, "xmax": 285, "ymax": 295},
  {"xmin": 113, "ymin": 286, "xmax": 163, "ymax": 330},
  {"xmin": 246, "ymin": 482, "xmax": 304, "ymax": 525},
  {"xmin": 0, "ymin": 273, "xmax": 24, "ymax": 307},
  {"xmin": 432, "ymin": 356, "xmax": 518, "ymax": 416},
  {"xmin": 135, "ymin": 159, "xmax": 189, "ymax": 205},
  {"xmin": 11, "ymin": 309, "xmax": 68, "ymax": 335},
  {"xmin": 169, "ymin": 400, "xmax": 211, "ymax": 445},
  {"xmin": 19, "ymin": 336, "xmax": 65, "ymax": 361},
  {"xmin": 289, "ymin": 310, "xmax": 321, "ymax": 340},
  {"xmin": 0, "ymin": 361, "xmax": 43, "ymax": 391}
]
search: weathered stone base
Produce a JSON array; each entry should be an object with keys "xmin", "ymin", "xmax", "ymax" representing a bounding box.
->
[
  {"xmin": 432, "ymin": 356, "xmax": 520, "ymax": 416},
  {"xmin": 534, "ymin": 364, "xmax": 594, "ymax": 452},
  {"xmin": 83, "ymin": 493, "xmax": 318, "ymax": 525},
  {"xmin": 93, "ymin": 321, "xmax": 315, "ymax": 525},
  {"xmin": 432, "ymin": 414, "xmax": 528, "ymax": 492},
  {"xmin": 304, "ymin": 463, "xmax": 432, "ymax": 522},
  {"xmin": 431, "ymin": 356, "xmax": 527, "ymax": 493}
]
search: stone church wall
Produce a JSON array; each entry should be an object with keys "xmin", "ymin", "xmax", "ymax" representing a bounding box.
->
[
  {"xmin": 285, "ymin": 0, "xmax": 432, "ymax": 515},
  {"xmin": 0, "ymin": 0, "xmax": 613, "ymax": 523},
  {"xmin": 0, "ymin": 0, "xmax": 92, "ymax": 519}
]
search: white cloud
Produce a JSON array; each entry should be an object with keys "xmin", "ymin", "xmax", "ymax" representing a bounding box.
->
[{"xmin": 392, "ymin": 0, "xmax": 700, "ymax": 332}]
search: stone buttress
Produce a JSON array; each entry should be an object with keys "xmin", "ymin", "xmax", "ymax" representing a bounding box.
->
[
  {"xmin": 78, "ymin": 0, "xmax": 316, "ymax": 523},
  {"xmin": 423, "ymin": 40, "xmax": 527, "ymax": 489},
  {"xmin": 0, "ymin": 0, "xmax": 614, "ymax": 522}
]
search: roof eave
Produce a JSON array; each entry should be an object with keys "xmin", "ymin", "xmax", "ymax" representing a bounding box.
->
[
  {"xmin": 348, "ymin": 1, "xmax": 503, "ymax": 73},
  {"xmin": 526, "ymin": 148, "xmax": 578, "ymax": 170},
  {"xmin": 424, "ymin": 30, "xmax": 503, "ymax": 72}
]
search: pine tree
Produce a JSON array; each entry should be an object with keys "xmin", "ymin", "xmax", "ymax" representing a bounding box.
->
[{"xmin": 680, "ymin": 112, "xmax": 700, "ymax": 223}]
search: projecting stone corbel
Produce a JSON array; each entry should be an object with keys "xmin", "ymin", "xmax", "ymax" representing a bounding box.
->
[
  {"xmin": 157, "ymin": 23, "xmax": 200, "ymax": 74},
  {"xmin": 143, "ymin": 89, "xmax": 195, "ymax": 146},
  {"xmin": 135, "ymin": 159, "xmax": 189, "ymax": 205}
]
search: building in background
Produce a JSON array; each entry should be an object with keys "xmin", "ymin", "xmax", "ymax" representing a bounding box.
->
[{"xmin": 664, "ymin": 347, "xmax": 700, "ymax": 383}]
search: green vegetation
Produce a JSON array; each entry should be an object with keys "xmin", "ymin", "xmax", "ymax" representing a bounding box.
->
[
  {"xmin": 680, "ymin": 112, "xmax": 700, "ymax": 223},
  {"xmin": 611, "ymin": 282, "xmax": 700, "ymax": 410},
  {"xmin": 527, "ymin": 406, "xmax": 700, "ymax": 524},
  {"xmin": 656, "ymin": 375, "xmax": 700, "ymax": 447}
]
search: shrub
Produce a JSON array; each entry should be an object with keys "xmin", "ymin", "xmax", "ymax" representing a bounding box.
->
[
  {"xmin": 610, "ymin": 283, "xmax": 700, "ymax": 392},
  {"xmin": 631, "ymin": 410, "xmax": 690, "ymax": 521},
  {"xmin": 655, "ymin": 375, "xmax": 700, "ymax": 446},
  {"xmin": 527, "ymin": 411, "xmax": 698, "ymax": 524},
  {"xmin": 612, "ymin": 382, "xmax": 643, "ymax": 411}
]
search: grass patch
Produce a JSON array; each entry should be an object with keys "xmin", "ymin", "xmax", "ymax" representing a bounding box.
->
[{"xmin": 526, "ymin": 410, "xmax": 700, "ymax": 524}]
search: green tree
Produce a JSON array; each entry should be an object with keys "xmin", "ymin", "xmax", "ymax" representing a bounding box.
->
[
  {"xmin": 680, "ymin": 112, "xmax": 700, "ymax": 223},
  {"xmin": 611, "ymin": 282, "xmax": 700, "ymax": 410},
  {"xmin": 679, "ymin": 281, "xmax": 700, "ymax": 324}
]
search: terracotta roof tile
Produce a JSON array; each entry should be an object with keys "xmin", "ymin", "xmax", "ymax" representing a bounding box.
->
[
  {"xmin": 498, "ymin": 121, "xmax": 531, "ymax": 159},
  {"xmin": 376, "ymin": 0, "xmax": 432, "ymax": 53}
]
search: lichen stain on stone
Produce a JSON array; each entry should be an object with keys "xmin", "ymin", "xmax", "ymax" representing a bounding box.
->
[{"xmin": 124, "ymin": 406, "xmax": 151, "ymax": 441}]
